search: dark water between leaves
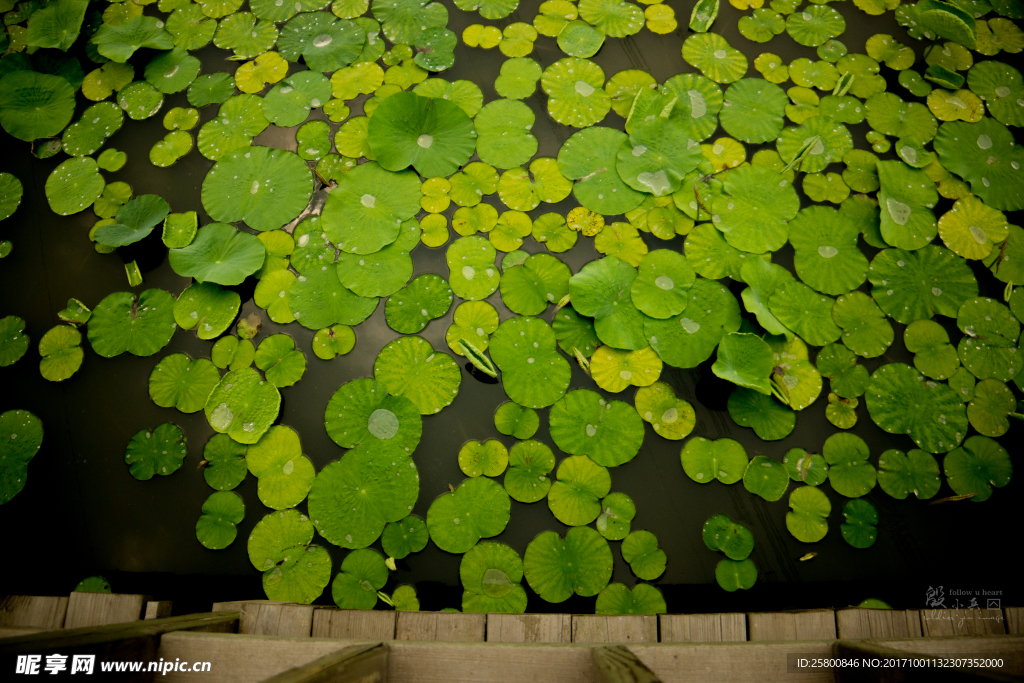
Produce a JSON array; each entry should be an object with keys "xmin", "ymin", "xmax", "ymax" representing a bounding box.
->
[{"xmin": 0, "ymin": 0, "xmax": 1021, "ymax": 614}]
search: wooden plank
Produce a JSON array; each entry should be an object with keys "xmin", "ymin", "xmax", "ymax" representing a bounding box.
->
[
  {"xmin": 0, "ymin": 596, "xmax": 68, "ymax": 630},
  {"xmin": 0, "ymin": 612, "xmax": 238, "ymax": 656},
  {"xmin": 747, "ymin": 610, "xmax": 836, "ymax": 641},
  {"xmin": 213, "ymin": 601, "xmax": 314, "ymax": 637},
  {"xmin": 1005, "ymin": 608, "xmax": 1023, "ymax": 635},
  {"xmin": 920, "ymin": 609, "xmax": 1006, "ymax": 636},
  {"xmin": 158, "ymin": 631, "xmax": 375, "ymax": 683},
  {"xmin": 64, "ymin": 592, "xmax": 147, "ymax": 629},
  {"xmin": 387, "ymin": 640, "xmax": 592, "ymax": 683},
  {"xmin": 394, "ymin": 612, "xmax": 485, "ymax": 642},
  {"xmin": 658, "ymin": 614, "xmax": 746, "ymax": 643},
  {"xmin": 635, "ymin": 641, "xmax": 835, "ymax": 683},
  {"xmin": 593, "ymin": 645, "xmax": 663, "ymax": 683},
  {"xmin": 486, "ymin": 613, "xmax": 571, "ymax": 643},
  {"xmin": 835, "ymin": 637, "xmax": 1024, "ymax": 681},
  {"xmin": 145, "ymin": 601, "xmax": 173, "ymax": 620},
  {"xmin": 0, "ymin": 627, "xmax": 42, "ymax": 638},
  {"xmin": 572, "ymin": 616, "xmax": 657, "ymax": 643},
  {"xmin": 260, "ymin": 643, "xmax": 387, "ymax": 683},
  {"xmin": 311, "ymin": 608, "xmax": 395, "ymax": 640},
  {"xmin": 835, "ymin": 609, "xmax": 922, "ymax": 639}
]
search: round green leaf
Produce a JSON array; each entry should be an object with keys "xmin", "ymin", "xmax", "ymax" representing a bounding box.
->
[
  {"xmin": 204, "ymin": 366, "xmax": 281, "ymax": 445},
  {"xmin": 124, "ymin": 423, "xmax": 187, "ymax": 480},
  {"xmin": 549, "ymin": 389, "xmax": 644, "ymax": 467},
  {"xmin": 523, "ymin": 526, "xmax": 613, "ymax": 602},
  {"xmin": 426, "ymin": 476, "xmax": 511, "ymax": 554}
]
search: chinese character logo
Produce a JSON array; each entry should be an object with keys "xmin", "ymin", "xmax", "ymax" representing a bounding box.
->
[{"xmin": 926, "ymin": 585, "xmax": 946, "ymax": 608}]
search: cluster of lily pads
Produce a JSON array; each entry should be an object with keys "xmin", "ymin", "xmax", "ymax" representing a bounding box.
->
[{"xmin": 0, "ymin": 0, "xmax": 1021, "ymax": 611}]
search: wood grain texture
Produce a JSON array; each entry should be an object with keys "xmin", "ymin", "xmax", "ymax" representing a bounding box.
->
[
  {"xmin": 64, "ymin": 592, "xmax": 147, "ymax": 629},
  {"xmin": 312, "ymin": 609, "xmax": 395, "ymax": 640},
  {"xmin": 593, "ymin": 645, "xmax": 663, "ymax": 683},
  {"xmin": 158, "ymin": 632, "xmax": 372, "ymax": 683},
  {"xmin": 261, "ymin": 642, "xmax": 387, "ymax": 683},
  {"xmin": 394, "ymin": 612, "xmax": 485, "ymax": 642},
  {"xmin": 919, "ymin": 609, "xmax": 1006, "ymax": 636},
  {"xmin": 835, "ymin": 609, "xmax": 922, "ymax": 639},
  {"xmin": 747, "ymin": 610, "xmax": 836, "ymax": 642},
  {"xmin": 0, "ymin": 596, "xmax": 68, "ymax": 629},
  {"xmin": 572, "ymin": 616, "xmax": 658, "ymax": 643},
  {"xmin": 658, "ymin": 614, "xmax": 746, "ymax": 643},
  {"xmin": 1005, "ymin": 608, "xmax": 1023, "ymax": 635},
  {"xmin": 213, "ymin": 601, "xmax": 314, "ymax": 637},
  {"xmin": 0, "ymin": 627, "xmax": 42, "ymax": 637},
  {"xmin": 486, "ymin": 613, "xmax": 572, "ymax": 643},
  {"xmin": 633, "ymin": 641, "xmax": 835, "ymax": 683},
  {"xmin": 145, "ymin": 601, "xmax": 173, "ymax": 620},
  {"xmin": 387, "ymin": 641, "xmax": 592, "ymax": 683}
]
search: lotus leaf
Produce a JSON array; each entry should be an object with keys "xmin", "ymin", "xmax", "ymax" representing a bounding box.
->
[
  {"xmin": 459, "ymin": 440, "xmax": 509, "ymax": 478},
  {"xmin": 905, "ymin": 319, "xmax": 960, "ymax": 380},
  {"xmin": 783, "ymin": 448, "xmax": 829, "ymax": 486},
  {"xmin": 88, "ymin": 290, "xmax": 176, "ymax": 358},
  {"xmin": 277, "ymin": 12, "xmax": 364, "ymax": 73},
  {"xmin": 195, "ymin": 491, "xmax": 244, "ymax": 550},
  {"xmin": 868, "ymin": 246, "xmax": 979, "ymax": 325},
  {"xmin": 332, "ymin": 548, "xmax": 387, "ymax": 610},
  {"xmin": 728, "ymin": 387, "xmax": 796, "ymax": 440},
  {"xmin": 148, "ymin": 353, "xmax": 220, "ymax": 414},
  {"xmin": 712, "ymin": 165, "xmax": 798, "ymax": 254},
  {"xmin": 202, "ymin": 147, "xmax": 313, "ymax": 232},
  {"xmin": 381, "ymin": 515, "xmax": 428, "ymax": 559},
  {"xmin": 321, "ymin": 161, "xmax": 419, "ymax": 254},
  {"xmin": 325, "ymin": 378, "xmax": 422, "ymax": 452},
  {"xmin": 523, "ymin": 526, "xmax": 613, "ymax": 602},
  {"xmin": 124, "ymin": 423, "xmax": 187, "ymax": 480},
  {"xmin": 374, "ymin": 336, "xmax": 460, "ymax": 414},
  {"xmin": 202, "ymin": 434, "xmax": 248, "ymax": 491},
  {"xmin": 541, "ymin": 57, "xmax": 610, "ymax": 128},
  {"xmin": 367, "ymin": 92, "xmax": 476, "ymax": 178},
  {"xmin": 427, "ymin": 477, "xmax": 510, "ymax": 554},
  {"xmin": 786, "ymin": 484, "xmax": 830, "ymax": 542},
  {"xmin": 680, "ymin": 436, "xmax": 747, "ymax": 485},
  {"xmin": 720, "ymin": 78, "xmax": 786, "ymax": 143},
  {"xmin": 877, "ymin": 449, "xmax": 941, "ymax": 500},
  {"xmin": 944, "ymin": 435, "xmax": 1011, "ymax": 502},
  {"xmin": 549, "ymin": 389, "xmax": 644, "ymax": 467},
  {"xmin": 957, "ymin": 297, "xmax": 1022, "ymax": 381},
  {"xmin": 548, "ymin": 455, "xmax": 611, "ymax": 526},
  {"xmin": 840, "ymin": 499, "xmax": 877, "ymax": 549},
  {"xmin": 715, "ymin": 558, "xmax": 757, "ymax": 591},
  {"xmin": 712, "ymin": 333, "xmax": 774, "ymax": 395},
  {"xmin": 37, "ymin": 325, "xmax": 82, "ymax": 382},
  {"xmin": 621, "ymin": 530, "xmax": 666, "ymax": 581},
  {"xmin": 768, "ymin": 281, "xmax": 841, "ymax": 347},
  {"xmin": 832, "ymin": 292, "xmax": 894, "ymax": 359},
  {"xmin": 865, "ymin": 362, "xmax": 966, "ymax": 453},
  {"xmin": 461, "ymin": 542, "xmax": 527, "ymax": 614},
  {"xmin": 646, "ymin": 277, "xmax": 741, "ymax": 367},
  {"xmin": 0, "ymin": 410, "xmax": 43, "ymax": 504},
  {"xmin": 211, "ymin": 336, "xmax": 255, "ymax": 371},
  {"xmin": 933, "ymin": 118, "xmax": 1024, "ymax": 211},
  {"xmin": 596, "ymin": 583, "xmax": 666, "ymax": 614},
  {"xmin": 681, "ymin": 32, "xmax": 748, "ymax": 84}
]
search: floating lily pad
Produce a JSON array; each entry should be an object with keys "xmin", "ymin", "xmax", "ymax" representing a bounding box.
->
[
  {"xmin": 788, "ymin": 206, "xmax": 866, "ymax": 296},
  {"xmin": 865, "ymin": 362, "xmax": 966, "ymax": 453},
  {"xmin": 634, "ymin": 382, "xmax": 695, "ymax": 440},
  {"xmin": 0, "ymin": 316, "xmax": 29, "ymax": 368},
  {"xmin": 490, "ymin": 316, "xmax": 572, "ymax": 409},
  {"xmin": 716, "ymin": 559, "xmax": 757, "ymax": 591},
  {"xmin": 712, "ymin": 333, "xmax": 773, "ymax": 395},
  {"xmin": 499, "ymin": 440, "xmax": 553, "ymax": 504},
  {"xmin": 939, "ymin": 195, "xmax": 1008, "ymax": 261},
  {"xmin": 499, "ymin": 253, "xmax": 570, "ymax": 317},
  {"xmin": 905, "ymin": 320, "xmax": 960, "ymax": 380},
  {"xmin": 374, "ymin": 336, "xmax": 460, "ymax": 414},
  {"xmin": 786, "ymin": 5, "xmax": 845, "ymax": 46},
  {"xmin": 548, "ymin": 455, "xmax": 611, "ymax": 526},
  {"xmin": 541, "ymin": 57, "xmax": 611, "ymax": 128},
  {"xmin": 832, "ymin": 292, "xmax": 894, "ymax": 359},
  {"xmin": 0, "ymin": 410, "xmax": 42, "ymax": 504},
  {"xmin": 459, "ymin": 440, "xmax": 509, "ymax": 478},
  {"xmin": 461, "ymin": 542, "xmax": 527, "ymax": 614},
  {"xmin": 325, "ymin": 378, "xmax": 422, "ymax": 452},
  {"xmin": 569, "ymin": 257, "xmax": 645, "ymax": 351},
  {"xmin": 713, "ymin": 165, "xmax": 799, "ymax": 254},
  {"xmin": 877, "ymin": 448, "xmax": 941, "ymax": 500},
  {"xmin": 768, "ymin": 282, "xmax": 841, "ymax": 347},
  {"xmin": 943, "ymin": 435, "xmax": 1011, "ymax": 502},
  {"xmin": 88, "ymin": 289, "xmax": 176, "ymax": 358},
  {"xmin": 45, "ymin": 156, "xmax": 105, "ymax": 216},
  {"xmin": 202, "ymin": 147, "xmax": 313, "ymax": 232},
  {"xmin": 278, "ymin": 12, "xmax": 365, "ymax": 72},
  {"xmin": 680, "ymin": 436, "xmax": 747, "ymax": 484},
  {"xmin": 37, "ymin": 325, "xmax": 82, "ymax": 382},
  {"xmin": 868, "ymin": 246, "xmax": 979, "ymax": 324},
  {"xmin": 0, "ymin": 70, "xmax": 76, "ymax": 141},
  {"xmin": 619, "ymin": 530, "xmax": 665, "ymax": 581},
  {"xmin": 124, "ymin": 423, "xmax": 188, "ymax": 480},
  {"xmin": 202, "ymin": 434, "xmax": 248, "ymax": 491},
  {"xmin": 549, "ymin": 389, "xmax": 644, "ymax": 468},
  {"xmin": 195, "ymin": 491, "xmax": 244, "ymax": 550},
  {"xmin": 957, "ymin": 297, "xmax": 1022, "ymax": 381},
  {"xmin": 204, "ymin": 366, "xmax": 281, "ymax": 445},
  {"xmin": 646, "ymin": 277, "xmax": 741, "ymax": 368},
  {"xmin": 822, "ymin": 432, "xmax": 875, "ymax": 498},
  {"xmin": 596, "ymin": 583, "xmax": 666, "ymax": 614},
  {"xmin": 427, "ymin": 476, "xmax": 510, "ymax": 554},
  {"xmin": 967, "ymin": 379, "xmax": 1015, "ymax": 437},
  {"xmin": 332, "ymin": 548, "xmax": 387, "ymax": 610},
  {"xmin": 382, "ymin": 515, "xmax": 428, "ymax": 559},
  {"xmin": 933, "ymin": 118, "xmax": 1024, "ymax": 212},
  {"xmin": 368, "ymin": 92, "xmax": 475, "ymax": 178},
  {"xmin": 308, "ymin": 439, "xmax": 419, "ymax": 548},
  {"xmin": 211, "ymin": 336, "xmax": 255, "ymax": 371},
  {"xmin": 840, "ymin": 499, "xmax": 877, "ymax": 549},
  {"xmin": 728, "ymin": 387, "xmax": 796, "ymax": 440},
  {"xmin": 786, "ymin": 484, "xmax": 830, "ymax": 542},
  {"xmin": 557, "ymin": 127, "xmax": 644, "ymax": 215},
  {"xmin": 322, "ymin": 161, "xmax": 419, "ymax": 254},
  {"xmin": 169, "ymin": 223, "xmax": 265, "ymax": 286},
  {"xmin": 783, "ymin": 448, "xmax": 829, "ymax": 486},
  {"xmin": 682, "ymin": 32, "xmax": 748, "ymax": 84},
  {"xmin": 523, "ymin": 526, "xmax": 613, "ymax": 602},
  {"xmin": 149, "ymin": 353, "xmax": 220, "ymax": 414},
  {"xmin": 385, "ymin": 274, "xmax": 453, "ymax": 334}
]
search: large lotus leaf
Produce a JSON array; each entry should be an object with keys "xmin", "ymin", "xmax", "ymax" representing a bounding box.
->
[
  {"xmin": 967, "ymin": 60, "xmax": 1024, "ymax": 127},
  {"xmin": 788, "ymin": 206, "xmax": 867, "ymax": 296},
  {"xmin": 372, "ymin": 0, "xmax": 448, "ymax": 45},
  {"xmin": 309, "ymin": 440, "xmax": 419, "ymax": 548},
  {"xmin": 523, "ymin": 526, "xmax": 613, "ymax": 602},
  {"xmin": 712, "ymin": 165, "xmax": 799, "ymax": 254},
  {"xmin": 499, "ymin": 253, "xmax": 570, "ymax": 316},
  {"xmin": 822, "ymin": 432, "xmax": 876, "ymax": 497},
  {"xmin": 569, "ymin": 257, "xmax": 647, "ymax": 351},
  {"xmin": 195, "ymin": 491, "xmax": 244, "ymax": 549},
  {"xmin": 277, "ymin": 12, "xmax": 365, "ymax": 72},
  {"xmin": 629, "ymin": 250, "xmax": 695, "ymax": 320},
  {"xmin": 865, "ymin": 362, "xmax": 966, "ymax": 453},
  {"xmin": 645, "ymin": 278, "xmax": 741, "ymax": 368},
  {"xmin": 713, "ymin": 333, "xmax": 774, "ymax": 395},
  {"xmin": 876, "ymin": 160, "xmax": 940, "ymax": 251},
  {"xmin": 616, "ymin": 117, "xmax": 703, "ymax": 198},
  {"xmin": 331, "ymin": 548, "xmax": 388, "ymax": 610},
  {"xmin": 246, "ymin": 425, "xmax": 315, "ymax": 509},
  {"xmin": 474, "ymin": 99, "xmax": 538, "ymax": 170},
  {"xmin": 91, "ymin": 15, "xmax": 174, "ymax": 63},
  {"xmin": 26, "ymin": 0, "xmax": 87, "ymax": 52},
  {"xmin": 202, "ymin": 147, "xmax": 313, "ymax": 232},
  {"xmin": 87, "ymin": 290, "xmax": 176, "ymax": 358},
  {"xmin": 124, "ymin": 423, "xmax": 188, "ymax": 480},
  {"xmin": 149, "ymin": 353, "xmax": 220, "ymax": 414},
  {"xmin": 680, "ymin": 436, "xmax": 748, "ymax": 484},
  {"xmin": 934, "ymin": 118, "xmax": 1024, "ymax": 211},
  {"xmin": 548, "ymin": 390, "xmax": 644, "ymax": 468},
  {"xmin": 0, "ymin": 410, "xmax": 43, "ymax": 505},
  {"xmin": 0, "ymin": 70, "xmax": 76, "ymax": 141},
  {"xmin": 427, "ymin": 477, "xmax": 510, "ymax": 554},
  {"xmin": 94, "ymin": 195, "xmax": 170, "ymax": 248},
  {"xmin": 368, "ymin": 92, "xmax": 476, "ymax": 178},
  {"xmin": 289, "ymin": 263, "xmax": 378, "ymax": 330},
  {"xmin": 868, "ymin": 246, "xmax": 979, "ymax": 324},
  {"xmin": 321, "ymin": 162, "xmax": 420, "ymax": 254},
  {"xmin": 939, "ymin": 195, "xmax": 1009, "ymax": 262},
  {"xmin": 957, "ymin": 297, "xmax": 1022, "ymax": 381},
  {"xmin": 374, "ymin": 336, "xmax": 461, "ymax": 414},
  {"xmin": 877, "ymin": 448, "xmax": 941, "ymax": 500},
  {"xmin": 202, "ymin": 434, "xmax": 248, "ymax": 491},
  {"xmin": 943, "ymin": 435, "xmax": 1011, "ymax": 502},
  {"xmin": 786, "ymin": 485, "xmax": 830, "ymax": 543},
  {"xmin": 204, "ymin": 367, "xmax": 281, "ymax": 445},
  {"xmin": 460, "ymin": 542, "xmax": 527, "ymax": 614},
  {"xmin": 490, "ymin": 316, "xmax": 571, "ymax": 409},
  {"xmin": 337, "ymin": 220, "xmax": 419, "ymax": 298},
  {"xmin": 557, "ymin": 126, "xmax": 645, "ymax": 215},
  {"xmin": 503, "ymin": 440, "xmax": 554, "ymax": 503},
  {"xmin": 656, "ymin": 73, "xmax": 723, "ymax": 141},
  {"xmin": 325, "ymin": 378, "xmax": 422, "ymax": 452},
  {"xmin": 547, "ymin": 455, "xmax": 610, "ymax": 526},
  {"xmin": 541, "ymin": 57, "xmax": 611, "ymax": 128}
]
